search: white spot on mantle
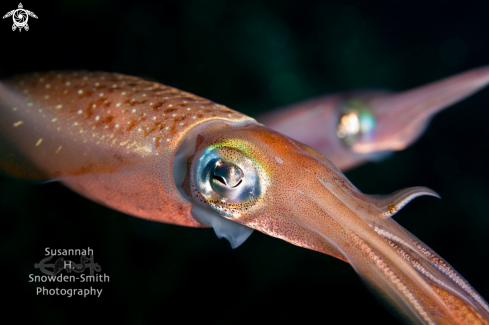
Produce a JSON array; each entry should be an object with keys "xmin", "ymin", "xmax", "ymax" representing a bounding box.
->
[{"xmin": 275, "ymin": 157, "xmax": 284, "ymax": 164}]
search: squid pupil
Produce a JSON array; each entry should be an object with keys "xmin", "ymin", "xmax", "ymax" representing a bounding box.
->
[
  {"xmin": 212, "ymin": 174, "xmax": 227, "ymax": 185},
  {"xmin": 212, "ymin": 175, "xmax": 243, "ymax": 189},
  {"xmin": 212, "ymin": 160, "xmax": 244, "ymax": 188}
]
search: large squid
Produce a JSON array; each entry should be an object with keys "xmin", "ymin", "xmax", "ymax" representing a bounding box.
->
[
  {"xmin": 259, "ymin": 66, "xmax": 489, "ymax": 171},
  {"xmin": 0, "ymin": 71, "xmax": 488, "ymax": 324}
]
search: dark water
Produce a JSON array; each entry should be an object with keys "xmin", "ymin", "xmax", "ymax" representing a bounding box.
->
[{"xmin": 1, "ymin": 0, "xmax": 489, "ymax": 324}]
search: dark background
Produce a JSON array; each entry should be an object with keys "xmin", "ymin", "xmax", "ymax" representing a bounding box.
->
[{"xmin": 1, "ymin": 0, "xmax": 489, "ymax": 324}]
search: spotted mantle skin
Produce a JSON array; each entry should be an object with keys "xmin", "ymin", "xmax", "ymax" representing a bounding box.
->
[{"xmin": 0, "ymin": 71, "xmax": 255, "ymax": 227}]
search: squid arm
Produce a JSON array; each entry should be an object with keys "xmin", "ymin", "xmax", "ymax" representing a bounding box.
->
[
  {"xmin": 0, "ymin": 71, "xmax": 488, "ymax": 324},
  {"xmin": 258, "ymin": 66, "xmax": 489, "ymax": 171}
]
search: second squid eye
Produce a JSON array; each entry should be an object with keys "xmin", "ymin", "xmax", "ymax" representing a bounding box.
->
[{"xmin": 337, "ymin": 100, "xmax": 376, "ymax": 147}]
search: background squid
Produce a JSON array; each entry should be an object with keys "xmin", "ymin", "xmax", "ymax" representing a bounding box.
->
[
  {"xmin": 1, "ymin": 71, "xmax": 488, "ymax": 324},
  {"xmin": 2, "ymin": 1, "xmax": 489, "ymax": 324},
  {"xmin": 259, "ymin": 66, "xmax": 489, "ymax": 171}
]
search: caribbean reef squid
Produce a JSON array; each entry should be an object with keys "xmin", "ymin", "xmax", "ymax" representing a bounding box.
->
[{"xmin": 0, "ymin": 70, "xmax": 488, "ymax": 324}]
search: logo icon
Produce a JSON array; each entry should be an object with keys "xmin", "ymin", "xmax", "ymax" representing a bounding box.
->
[
  {"xmin": 3, "ymin": 3, "xmax": 37, "ymax": 32},
  {"xmin": 34, "ymin": 254, "xmax": 101, "ymax": 276}
]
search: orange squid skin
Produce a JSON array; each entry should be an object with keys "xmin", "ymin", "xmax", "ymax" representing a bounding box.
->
[
  {"xmin": 1, "ymin": 71, "xmax": 488, "ymax": 324},
  {"xmin": 0, "ymin": 71, "xmax": 253, "ymax": 227}
]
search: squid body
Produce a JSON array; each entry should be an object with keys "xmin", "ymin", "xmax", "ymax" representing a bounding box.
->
[{"xmin": 0, "ymin": 71, "xmax": 488, "ymax": 324}]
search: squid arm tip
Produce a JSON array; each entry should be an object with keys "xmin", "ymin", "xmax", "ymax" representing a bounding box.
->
[{"xmin": 371, "ymin": 186, "xmax": 440, "ymax": 219}]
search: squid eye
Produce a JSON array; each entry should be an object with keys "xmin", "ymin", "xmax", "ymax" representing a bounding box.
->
[
  {"xmin": 193, "ymin": 147, "xmax": 262, "ymax": 205},
  {"xmin": 337, "ymin": 100, "xmax": 375, "ymax": 147},
  {"xmin": 212, "ymin": 160, "xmax": 244, "ymax": 188}
]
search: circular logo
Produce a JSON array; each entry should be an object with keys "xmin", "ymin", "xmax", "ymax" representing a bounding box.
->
[{"xmin": 13, "ymin": 9, "xmax": 28, "ymax": 28}]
